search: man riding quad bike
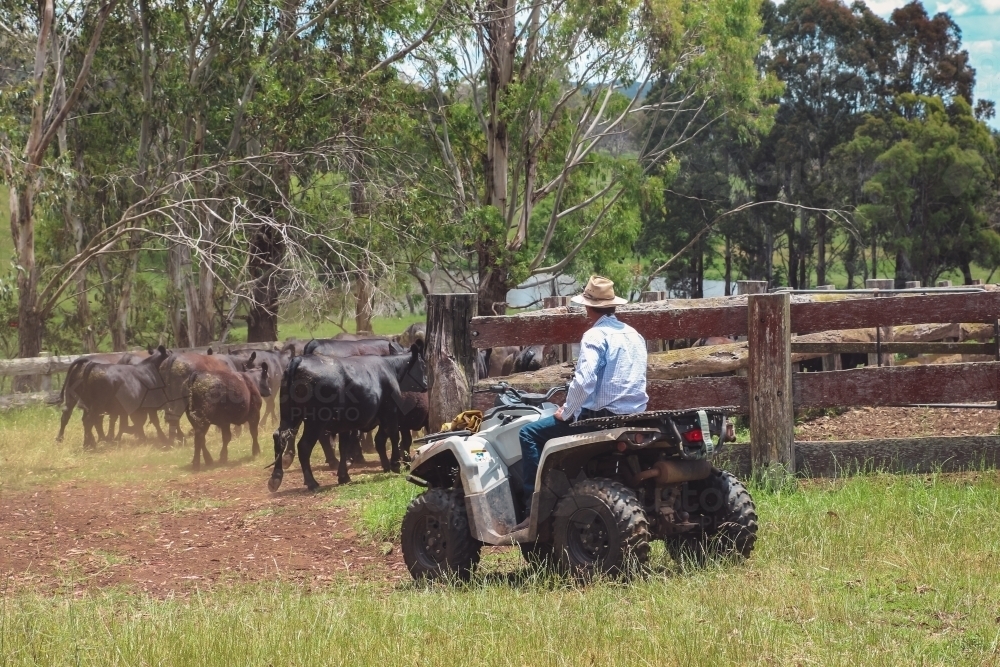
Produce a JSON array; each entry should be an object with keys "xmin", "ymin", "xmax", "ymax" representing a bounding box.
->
[{"xmin": 400, "ymin": 277, "xmax": 758, "ymax": 579}]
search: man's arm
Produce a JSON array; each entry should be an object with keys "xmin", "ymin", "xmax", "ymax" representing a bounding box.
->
[{"xmin": 561, "ymin": 332, "xmax": 603, "ymax": 420}]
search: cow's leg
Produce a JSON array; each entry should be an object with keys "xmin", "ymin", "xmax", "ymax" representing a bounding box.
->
[
  {"xmin": 149, "ymin": 411, "xmax": 168, "ymax": 442},
  {"xmin": 82, "ymin": 411, "xmax": 97, "ymax": 450},
  {"xmin": 297, "ymin": 421, "xmax": 323, "ymax": 491},
  {"xmin": 337, "ymin": 431, "xmax": 358, "ymax": 485},
  {"xmin": 192, "ymin": 425, "xmax": 207, "ymax": 470},
  {"xmin": 130, "ymin": 412, "xmax": 149, "ymax": 441},
  {"xmin": 263, "ymin": 396, "xmax": 276, "ymax": 426},
  {"xmin": 281, "ymin": 431, "xmax": 296, "ymax": 468},
  {"xmin": 113, "ymin": 413, "xmax": 126, "ymax": 441},
  {"xmin": 319, "ymin": 431, "xmax": 338, "ymax": 470},
  {"xmin": 56, "ymin": 392, "xmax": 78, "ymax": 442},
  {"xmin": 373, "ymin": 425, "xmax": 391, "ymax": 473},
  {"xmin": 269, "ymin": 429, "xmax": 287, "ymax": 493},
  {"xmin": 219, "ymin": 424, "xmax": 232, "ymax": 464},
  {"xmin": 401, "ymin": 428, "xmax": 413, "ymax": 462},
  {"xmin": 248, "ymin": 409, "xmax": 261, "ymax": 457}
]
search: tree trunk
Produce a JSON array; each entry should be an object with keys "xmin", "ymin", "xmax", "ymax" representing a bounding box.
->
[
  {"xmin": 845, "ymin": 235, "xmax": 857, "ymax": 290},
  {"xmin": 787, "ymin": 225, "xmax": 798, "ymax": 289},
  {"xmin": 110, "ymin": 232, "xmax": 143, "ymax": 351},
  {"xmin": 961, "ymin": 262, "xmax": 973, "ymax": 285},
  {"xmin": 724, "ymin": 235, "xmax": 732, "ymax": 296},
  {"xmin": 246, "ymin": 225, "xmax": 282, "ymax": 343},
  {"xmin": 11, "ymin": 183, "xmax": 44, "ymax": 389},
  {"xmin": 816, "ymin": 215, "xmax": 827, "ymax": 287}
]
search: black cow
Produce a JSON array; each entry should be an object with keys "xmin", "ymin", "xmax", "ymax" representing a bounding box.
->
[
  {"xmin": 268, "ymin": 343, "xmax": 427, "ymax": 491},
  {"xmin": 302, "ymin": 338, "xmax": 404, "ymax": 357},
  {"xmin": 76, "ymin": 347, "xmax": 170, "ymax": 449},
  {"xmin": 184, "ymin": 355, "xmax": 271, "ymax": 469},
  {"xmin": 56, "ymin": 350, "xmax": 164, "ymax": 442},
  {"xmin": 512, "ymin": 344, "xmax": 559, "ymax": 372}
]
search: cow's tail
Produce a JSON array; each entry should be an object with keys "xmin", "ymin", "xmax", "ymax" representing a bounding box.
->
[{"xmin": 55, "ymin": 358, "xmax": 89, "ymax": 405}]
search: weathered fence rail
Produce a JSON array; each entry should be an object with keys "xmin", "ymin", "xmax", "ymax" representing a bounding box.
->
[
  {"xmin": 0, "ymin": 340, "xmax": 279, "ymax": 378},
  {"xmin": 458, "ymin": 287, "xmax": 1000, "ymax": 477},
  {"xmin": 468, "ymin": 290, "xmax": 1000, "ymax": 347}
]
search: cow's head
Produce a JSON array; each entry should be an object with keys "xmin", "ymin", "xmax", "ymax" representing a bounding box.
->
[
  {"xmin": 398, "ymin": 342, "xmax": 428, "ymax": 393},
  {"xmin": 142, "ymin": 345, "xmax": 169, "ymax": 368},
  {"xmin": 242, "ymin": 354, "xmax": 271, "ymax": 398}
]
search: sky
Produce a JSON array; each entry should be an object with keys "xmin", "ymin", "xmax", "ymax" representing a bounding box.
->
[{"xmin": 864, "ymin": 0, "xmax": 1000, "ymax": 128}]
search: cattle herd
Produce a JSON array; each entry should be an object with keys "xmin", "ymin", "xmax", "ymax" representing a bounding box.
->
[{"xmin": 54, "ymin": 322, "xmax": 563, "ymax": 492}]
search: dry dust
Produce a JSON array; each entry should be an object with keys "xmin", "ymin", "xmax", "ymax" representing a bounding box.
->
[{"xmin": 0, "ymin": 462, "xmax": 408, "ymax": 597}]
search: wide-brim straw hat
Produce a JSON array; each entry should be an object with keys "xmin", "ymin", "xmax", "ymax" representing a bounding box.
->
[{"xmin": 570, "ymin": 275, "xmax": 628, "ymax": 307}]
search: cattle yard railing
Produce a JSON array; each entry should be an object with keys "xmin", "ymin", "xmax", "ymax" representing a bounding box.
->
[
  {"xmin": 426, "ymin": 288, "xmax": 1000, "ymax": 478},
  {"xmin": 0, "ymin": 340, "xmax": 280, "ymax": 409}
]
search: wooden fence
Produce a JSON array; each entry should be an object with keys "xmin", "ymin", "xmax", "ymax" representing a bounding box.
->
[
  {"xmin": 0, "ymin": 340, "xmax": 280, "ymax": 409},
  {"xmin": 422, "ymin": 288, "xmax": 1000, "ymax": 478}
]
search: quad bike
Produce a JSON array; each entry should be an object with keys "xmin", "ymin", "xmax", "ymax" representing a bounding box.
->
[{"xmin": 400, "ymin": 383, "xmax": 758, "ymax": 580}]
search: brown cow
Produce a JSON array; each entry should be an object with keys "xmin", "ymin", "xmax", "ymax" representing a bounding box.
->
[
  {"xmin": 158, "ymin": 352, "xmax": 241, "ymax": 440},
  {"xmin": 184, "ymin": 355, "xmax": 271, "ymax": 469}
]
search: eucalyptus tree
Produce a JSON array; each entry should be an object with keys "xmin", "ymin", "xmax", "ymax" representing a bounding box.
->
[{"xmin": 414, "ymin": 0, "xmax": 776, "ymax": 314}]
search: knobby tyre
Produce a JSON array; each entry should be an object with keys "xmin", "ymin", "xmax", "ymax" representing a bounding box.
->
[
  {"xmin": 551, "ymin": 478, "xmax": 649, "ymax": 578},
  {"xmin": 668, "ymin": 468, "xmax": 758, "ymax": 564},
  {"xmin": 401, "ymin": 488, "xmax": 481, "ymax": 581}
]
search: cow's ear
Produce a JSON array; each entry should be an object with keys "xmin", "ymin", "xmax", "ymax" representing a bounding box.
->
[
  {"xmin": 248, "ymin": 351, "xmax": 257, "ymax": 364},
  {"xmin": 157, "ymin": 345, "xmax": 167, "ymax": 356},
  {"xmin": 261, "ymin": 362, "xmax": 269, "ymax": 376},
  {"xmin": 411, "ymin": 340, "xmax": 424, "ymax": 357},
  {"xmin": 207, "ymin": 347, "xmax": 214, "ymax": 355}
]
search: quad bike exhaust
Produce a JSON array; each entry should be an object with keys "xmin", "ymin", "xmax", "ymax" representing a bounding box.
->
[{"xmin": 632, "ymin": 459, "xmax": 712, "ymax": 485}]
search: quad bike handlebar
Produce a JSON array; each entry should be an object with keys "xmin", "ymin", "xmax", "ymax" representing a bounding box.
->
[{"xmin": 484, "ymin": 382, "xmax": 567, "ymax": 407}]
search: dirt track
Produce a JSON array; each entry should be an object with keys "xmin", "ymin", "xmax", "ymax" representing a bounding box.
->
[{"xmin": 0, "ymin": 463, "xmax": 408, "ymax": 596}]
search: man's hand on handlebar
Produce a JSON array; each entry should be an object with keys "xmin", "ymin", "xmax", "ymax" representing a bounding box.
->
[{"xmin": 554, "ymin": 405, "xmax": 566, "ymax": 421}]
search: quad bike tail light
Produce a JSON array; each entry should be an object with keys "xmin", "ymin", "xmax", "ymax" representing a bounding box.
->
[{"xmin": 683, "ymin": 428, "xmax": 703, "ymax": 443}]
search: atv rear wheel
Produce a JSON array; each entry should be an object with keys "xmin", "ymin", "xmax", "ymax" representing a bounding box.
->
[
  {"xmin": 667, "ymin": 468, "xmax": 757, "ymax": 562},
  {"xmin": 552, "ymin": 478, "xmax": 649, "ymax": 577},
  {"xmin": 401, "ymin": 488, "xmax": 481, "ymax": 581}
]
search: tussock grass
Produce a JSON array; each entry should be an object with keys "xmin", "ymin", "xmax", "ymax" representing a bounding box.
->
[{"xmin": 3, "ymin": 407, "xmax": 1000, "ymax": 664}]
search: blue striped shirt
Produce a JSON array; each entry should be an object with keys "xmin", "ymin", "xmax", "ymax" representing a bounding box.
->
[{"xmin": 563, "ymin": 315, "xmax": 648, "ymax": 420}]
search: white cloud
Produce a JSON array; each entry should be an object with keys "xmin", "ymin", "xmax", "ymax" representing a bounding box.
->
[
  {"xmin": 864, "ymin": 0, "xmax": 905, "ymax": 14},
  {"xmin": 936, "ymin": 0, "xmax": 972, "ymax": 16},
  {"xmin": 982, "ymin": 0, "xmax": 1000, "ymax": 13},
  {"xmin": 967, "ymin": 39, "xmax": 997, "ymax": 53}
]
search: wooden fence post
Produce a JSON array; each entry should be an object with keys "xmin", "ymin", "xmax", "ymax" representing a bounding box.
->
[
  {"xmin": 812, "ymin": 286, "xmax": 842, "ymax": 371},
  {"xmin": 641, "ymin": 290, "xmax": 666, "ymax": 353},
  {"xmin": 426, "ymin": 293, "xmax": 478, "ymax": 431},
  {"xmin": 905, "ymin": 281, "xmax": 921, "ymax": 289},
  {"xmin": 542, "ymin": 296, "xmax": 571, "ymax": 361},
  {"xmin": 748, "ymin": 292, "xmax": 794, "ymax": 474},
  {"xmin": 737, "ymin": 280, "xmax": 767, "ymax": 296},
  {"xmin": 936, "ymin": 280, "xmax": 952, "ymax": 287},
  {"xmin": 866, "ymin": 279, "xmax": 895, "ymax": 367}
]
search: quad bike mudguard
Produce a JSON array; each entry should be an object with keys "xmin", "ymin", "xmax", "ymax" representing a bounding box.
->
[{"xmin": 410, "ymin": 432, "xmax": 521, "ymax": 543}]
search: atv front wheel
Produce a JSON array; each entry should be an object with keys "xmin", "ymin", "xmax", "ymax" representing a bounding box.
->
[
  {"xmin": 668, "ymin": 468, "xmax": 758, "ymax": 562},
  {"xmin": 552, "ymin": 478, "xmax": 649, "ymax": 577},
  {"xmin": 401, "ymin": 488, "xmax": 481, "ymax": 581}
]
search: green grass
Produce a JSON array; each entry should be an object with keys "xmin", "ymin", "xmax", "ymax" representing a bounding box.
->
[
  {"xmin": 325, "ymin": 472, "xmax": 421, "ymax": 542},
  {"xmin": 4, "ymin": 408, "xmax": 1000, "ymax": 664},
  {"xmin": 2, "ymin": 472, "xmax": 1000, "ymax": 665}
]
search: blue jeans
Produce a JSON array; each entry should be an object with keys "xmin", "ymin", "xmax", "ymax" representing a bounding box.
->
[{"xmin": 518, "ymin": 410, "xmax": 609, "ymax": 508}]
